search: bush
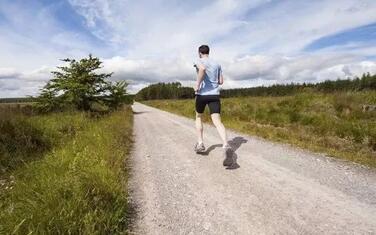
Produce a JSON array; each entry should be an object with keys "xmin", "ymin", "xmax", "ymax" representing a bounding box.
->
[
  {"xmin": 35, "ymin": 55, "xmax": 131, "ymax": 112},
  {"xmin": 0, "ymin": 117, "xmax": 51, "ymax": 172}
]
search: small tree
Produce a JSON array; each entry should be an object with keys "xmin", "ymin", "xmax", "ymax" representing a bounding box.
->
[
  {"xmin": 34, "ymin": 84, "xmax": 64, "ymax": 112},
  {"xmin": 104, "ymin": 81, "xmax": 131, "ymax": 109},
  {"xmin": 35, "ymin": 55, "xmax": 130, "ymax": 112}
]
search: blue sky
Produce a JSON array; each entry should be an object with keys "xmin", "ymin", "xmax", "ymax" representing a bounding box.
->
[
  {"xmin": 305, "ymin": 22, "xmax": 376, "ymax": 51},
  {"xmin": 0, "ymin": 0, "xmax": 376, "ymax": 97}
]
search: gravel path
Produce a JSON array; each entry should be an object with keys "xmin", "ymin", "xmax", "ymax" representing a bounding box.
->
[{"xmin": 128, "ymin": 102, "xmax": 376, "ymax": 235}]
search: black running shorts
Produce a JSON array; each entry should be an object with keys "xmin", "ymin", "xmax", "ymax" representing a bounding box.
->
[{"xmin": 195, "ymin": 95, "xmax": 221, "ymax": 114}]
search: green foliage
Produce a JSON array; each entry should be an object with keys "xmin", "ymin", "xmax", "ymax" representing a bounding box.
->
[
  {"xmin": 104, "ymin": 81, "xmax": 133, "ymax": 109},
  {"xmin": 0, "ymin": 97, "xmax": 34, "ymax": 103},
  {"xmin": 35, "ymin": 86, "xmax": 66, "ymax": 112},
  {"xmin": 0, "ymin": 103, "xmax": 36, "ymax": 116},
  {"xmin": 0, "ymin": 117, "xmax": 50, "ymax": 172},
  {"xmin": 0, "ymin": 107, "xmax": 133, "ymax": 234},
  {"xmin": 135, "ymin": 73, "xmax": 375, "ymax": 101},
  {"xmin": 0, "ymin": 109, "xmax": 87, "ymax": 173},
  {"xmin": 35, "ymin": 55, "xmax": 131, "ymax": 112},
  {"xmin": 135, "ymin": 82, "xmax": 195, "ymax": 100},
  {"xmin": 221, "ymin": 73, "xmax": 376, "ymax": 98}
]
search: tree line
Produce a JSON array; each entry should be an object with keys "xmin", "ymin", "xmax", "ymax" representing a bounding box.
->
[
  {"xmin": 221, "ymin": 72, "xmax": 376, "ymax": 98},
  {"xmin": 135, "ymin": 73, "xmax": 376, "ymax": 100},
  {"xmin": 135, "ymin": 82, "xmax": 195, "ymax": 100},
  {"xmin": 0, "ymin": 97, "xmax": 35, "ymax": 103},
  {"xmin": 2, "ymin": 69, "xmax": 375, "ymax": 104}
]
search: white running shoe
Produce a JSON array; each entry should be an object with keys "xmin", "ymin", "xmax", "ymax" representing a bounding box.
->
[{"xmin": 194, "ymin": 142, "xmax": 205, "ymax": 153}]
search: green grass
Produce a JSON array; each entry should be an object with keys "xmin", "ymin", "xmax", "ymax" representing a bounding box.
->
[
  {"xmin": 0, "ymin": 110, "xmax": 88, "ymax": 173},
  {"xmin": 143, "ymin": 91, "xmax": 376, "ymax": 167},
  {"xmin": 0, "ymin": 106, "xmax": 133, "ymax": 234}
]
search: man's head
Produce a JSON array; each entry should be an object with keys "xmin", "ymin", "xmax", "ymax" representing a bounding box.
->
[{"xmin": 198, "ymin": 45, "xmax": 210, "ymax": 58}]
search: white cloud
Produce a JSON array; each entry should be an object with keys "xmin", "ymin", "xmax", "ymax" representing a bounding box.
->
[
  {"xmin": 1, "ymin": 0, "xmax": 376, "ymax": 97},
  {"xmin": 102, "ymin": 56, "xmax": 194, "ymax": 82},
  {"xmin": 67, "ymin": 0, "xmax": 376, "ymax": 57},
  {"xmin": 0, "ymin": 66, "xmax": 52, "ymax": 97},
  {"xmin": 100, "ymin": 53, "xmax": 376, "ymax": 93},
  {"xmin": 0, "ymin": 68, "xmax": 21, "ymax": 79}
]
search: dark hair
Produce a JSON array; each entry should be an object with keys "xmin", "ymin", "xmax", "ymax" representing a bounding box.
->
[{"xmin": 198, "ymin": 45, "xmax": 210, "ymax": 54}]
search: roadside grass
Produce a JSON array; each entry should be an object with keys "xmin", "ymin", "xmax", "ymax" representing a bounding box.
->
[
  {"xmin": 0, "ymin": 108, "xmax": 88, "ymax": 173},
  {"xmin": 0, "ymin": 106, "xmax": 133, "ymax": 234},
  {"xmin": 143, "ymin": 91, "xmax": 376, "ymax": 167}
]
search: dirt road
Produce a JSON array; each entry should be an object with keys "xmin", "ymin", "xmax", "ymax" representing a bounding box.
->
[{"xmin": 128, "ymin": 102, "xmax": 376, "ymax": 235}]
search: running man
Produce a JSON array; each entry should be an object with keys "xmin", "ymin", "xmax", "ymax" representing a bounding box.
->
[{"xmin": 193, "ymin": 45, "xmax": 232, "ymax": 166}]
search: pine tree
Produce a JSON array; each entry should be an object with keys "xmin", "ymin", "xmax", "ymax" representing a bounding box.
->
[{"xmin": 35, "ymin": 55, "xmax": 129, "ymax": 112}]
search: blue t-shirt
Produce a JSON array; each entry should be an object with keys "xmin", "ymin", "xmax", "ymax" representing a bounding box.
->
[{"xmin": 196, "ymin": 57, "xmax": 222, "ymax": 95}]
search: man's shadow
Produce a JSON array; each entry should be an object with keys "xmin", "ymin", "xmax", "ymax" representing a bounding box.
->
[
  {"xmin": 132, "ymin": 111, "xmax": 148, "ymax": 115},
  {"xmin": 225, "ymin": 136, "xmax": 248, "ymax": 169},
  {"xmin": 199, "ymin": 136, "xmax": 248, "ymax": 170}
]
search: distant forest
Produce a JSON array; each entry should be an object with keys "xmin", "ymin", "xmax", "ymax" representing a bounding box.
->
[
  {"xmin": 0, "ymin": 97, "xmax": 35, "ymax": 103},
  {"xmin": 135, "ymin": 82, "xmax": 194, "ymax": 100},
  {"xmin": 0, "ymin": 95, "xmax": 135, "ymax": 104},
  {"xmin": 135, "ymin": 73, "xmax": 376, "ymax": 100},
  {"xmin": 1, "ymin": 73, "xmax": 375, "ymax": 103},
  {"xmin": 221, "ymin": 72, "xmax": 376, "ymax": 98}
]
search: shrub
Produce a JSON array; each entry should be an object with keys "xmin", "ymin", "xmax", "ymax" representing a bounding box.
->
[{"xmin": 35, "ymin": 55, "xmax": 131, "ymax": 113}]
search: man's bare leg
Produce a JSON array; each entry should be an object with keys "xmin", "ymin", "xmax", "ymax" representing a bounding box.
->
[
  {"xmin": 212, "ymin": 113, "xmax": 233, "ymax": 166},
  {"xmin": 211, "ymin": 113, "xmax": 229, "ymax": 147},
  {"xmin": 195, "ymin": 112, "xmax": 204, "ymax": 144}
]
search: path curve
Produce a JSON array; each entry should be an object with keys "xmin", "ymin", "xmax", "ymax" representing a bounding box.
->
[{"xmin": 128, "ymin": 102, "xmax": 376, "ymax": 235}]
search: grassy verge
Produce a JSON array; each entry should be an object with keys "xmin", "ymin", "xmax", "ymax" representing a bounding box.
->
[
  {"xmin": 143, "ymin": 91, "xmax": 376, "ymax": 167},
  {"xmin": 0, "ymin": 107, "xmax": 133, "ymax": 234},
  {"xmin": 0, "ymin": 110, "xmax": 88, "ymax": 173}
]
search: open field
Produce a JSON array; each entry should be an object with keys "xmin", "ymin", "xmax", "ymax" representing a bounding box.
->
[
  {"xmin": 0, "ymin": 105, "xmax": 133, "ymax": 234},
  {"xmin": 143, "ymin": 91, "xmax": 376, "ymax": 167}
]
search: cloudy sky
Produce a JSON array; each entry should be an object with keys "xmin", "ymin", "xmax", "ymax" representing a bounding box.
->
[{"xmin": 0, "ymin": 0, "xmax": 376, "ymax": 97}]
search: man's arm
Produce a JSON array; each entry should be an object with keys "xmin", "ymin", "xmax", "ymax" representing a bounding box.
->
[
  {"xmin": 195, "ymin": 64, "xmax": 205, "ymax": 92},
  {"xmin": 218, "ymin": 74, "xmax": 224, "ymax": 85},
  {"xmin": 218, "ymin": 65, "xmax": 224, "ymax": 85}
]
